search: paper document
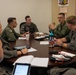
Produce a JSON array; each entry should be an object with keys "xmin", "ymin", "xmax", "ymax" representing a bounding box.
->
[
  {"xmin": 18, "ymin": 37, "xmax": 26, "ymax": 40},
  {"xmin": 35, "ymin": 32, "xmax": 44, "ymax": 35},
  {"xmin": 52, "ymin": 54, "xmax": 70, "ymax": 61},
  {"xmin": 52, "ymin": 54, "xmax": 65, "ymax": 59},
  {"xmin": 60, "ymin": 51, "xmax": 76, "ymax": 57},
  {"xmin": 13, "ymin": 55, "xmax": 34, "ymax": 65},
  {"xmin": 13, "ymin": 55, "xmax": 49, "ymax": 67},
  {"xmin": 28, "ymin": 47, "xmax": 37, "ymax": 52},
  {"xmin": 31, "ymin": 57, "xmax": 49, "ymax": 67},
  {"xmin": 40, "ymin": 41, "xmax": 49, "ymax": 45},
  {"xmin": 35, "ymin": 36, "xmax": 45, "ymax": 39}
]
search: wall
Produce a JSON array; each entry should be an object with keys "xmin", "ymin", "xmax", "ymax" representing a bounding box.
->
[
  {"xmin": 52, "ymin": 0, "xmax": 76, "ymax": 26},
  {"xmin": 0, "ymin": 0, "xmax": 52, "ymax": 33}
]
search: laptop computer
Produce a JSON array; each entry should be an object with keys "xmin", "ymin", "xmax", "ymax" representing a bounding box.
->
[{"xmin": 12, "ymin": 63, "xmax": 31, "ymax": 75}]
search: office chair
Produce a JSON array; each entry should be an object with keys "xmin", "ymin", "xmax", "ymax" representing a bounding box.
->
[{"xmin": 20, "ymin": 22, "xmax": 25, "ymax": 34}]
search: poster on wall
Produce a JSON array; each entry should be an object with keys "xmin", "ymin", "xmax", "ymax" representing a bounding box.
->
[
  {"xmin": 58, "ymin": 0, "xmax": 69, "ymax": 6},
  {"xmin": 60, "ymin": 7, "xmax": 67, "ymax": 13}
]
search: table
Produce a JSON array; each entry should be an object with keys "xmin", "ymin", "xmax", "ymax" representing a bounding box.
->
[{"xmin": 7, "ymin": 35, "xmax": 76, "ymax": 67}]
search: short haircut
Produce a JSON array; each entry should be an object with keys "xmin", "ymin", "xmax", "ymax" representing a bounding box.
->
[
  {"xmin": 7, "ymin": 17, "xmax": 16, "ymax": 24},
  {"xmin": 25, "ymin": 15, "xmax": 30, "ymax": 20},
  {"xmin": 58, "ymin": 13, "xmax": 65, "ymax": 17},
  {"xmin": 66, "ymin": 15, "xmax": 76, "ymax": 25}
]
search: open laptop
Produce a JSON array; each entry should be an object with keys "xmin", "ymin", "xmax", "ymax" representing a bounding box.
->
[{"xmin": 12, "ymin": 63, "xmax": 31, "ymax": 75}]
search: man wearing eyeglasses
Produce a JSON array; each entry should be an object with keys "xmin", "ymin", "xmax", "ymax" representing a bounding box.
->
[{"xmin": 49, "ymin": 13, "xmax": 70, "ymax": 38}]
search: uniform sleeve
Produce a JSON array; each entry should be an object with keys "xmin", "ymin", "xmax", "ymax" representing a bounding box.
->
[
  {"xmin": 3, "ymin": 48, "xmax": 18, "ymax": 58},
  {"xmin": 4, "ymin": 29, "xmax": 19, "ymax": 42},
  {"xmin": 33, "ymin": 24, "xmax": 39, "ymax": 32},
  {"xmin": 54, "ymin": 25, "xmax": 70, "ymax": 38},
  {"xmin": 67, "ymin": 37, "xmax": 76, "ymax": 51},
  {"xmin": 65, "ymin": 34, "xmax": 70, "ymax": 42},
  {"xmin": 2, "ymin": 38, "xmax": 18, "ymax": 58},
  {"xmin": 13, "ymin": 29, "xmax": 20, "ymax": 38}
]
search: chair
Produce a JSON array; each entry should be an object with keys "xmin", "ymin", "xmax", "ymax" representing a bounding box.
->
[{"xmin": 20, "ymin": 22, "xmax": 26, "ymax": 34}]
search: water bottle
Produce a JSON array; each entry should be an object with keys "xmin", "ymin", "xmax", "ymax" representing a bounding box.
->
[{"xmin": 49, "ymin": 31, "xmax": 54, "ymax": 47}]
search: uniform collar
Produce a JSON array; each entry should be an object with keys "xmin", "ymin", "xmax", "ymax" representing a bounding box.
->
[{"xmin": 8, "ymin": 25, "xmax": 14, "ymax": 30}]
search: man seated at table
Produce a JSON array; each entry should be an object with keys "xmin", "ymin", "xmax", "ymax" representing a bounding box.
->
[
  {"xmin": 0, "ymin": 38, "xmax": 9, "ymax": 75},
  {"xmin": 0, "ymin": 22, "xmax": 28, "ymax": 59},
  {"xmin": 49, "ymin": 13, "xmax": 70, "ymax": 38},
  {"xmin": 55, "ymin": 15, "xmax": 76, "ymax": 51},
  {"xmin": 1, "ymin": 17, "xmax": 25, "ymax": 42},
  {"xmin": 20, "ymin": 15, "xmax": 39, "ymax": 34},
  {"xmin": 0, "ymin": 34, "xmax": 12, "ymax": 75},
  {"xmin": 48, "ymin": 67, "xmax": 76, "ymax": 75}
]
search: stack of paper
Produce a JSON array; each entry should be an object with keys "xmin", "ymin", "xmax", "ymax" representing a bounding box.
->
[
  {"xmin": 28, "ymin": 47, "xmax": 37, "ymax": 52},
  {"xmin": 40, "ymin": 41, "xmax": 49, "ymax": 45},
  {"xmin": 52, "ymin": 54, "xmax": 70, "ymax": 60},
  {"xmin": 18, "ymin": 37, "xmax": 26, "ymax": 40},
  {"xmin": 35, "ymin": 32, "xmax": 44, "ymax": 35},
  {"xmin": 52, "ymin": 54, "xmax": 65, "ymax": 59},
  {"xmin": 35, "ymin": 36, "xmax": 45, "ymax": 39},
  {"xmin": 59, "ymin": 51, "xmax": 76, "ymax": 57}
]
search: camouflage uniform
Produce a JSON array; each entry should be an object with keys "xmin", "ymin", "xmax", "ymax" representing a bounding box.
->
[
  {"xmin": 20, "ymin": 22, "xmax": 39, "ymax": 34},
  {"xmin": 0, "ymin": 38, "xmax": 12, "ymax": 75},
  {"xmin": 1, "ymin": 25, "xmax": 20, "ymax": 42},
  {"xmin": 49, "ymin": 21, "xmax": 70, "ymax": 38},
  {"xmin": 48, "ymin": 67, "xmax": 76, "ymax": 75},
  {"xmin": 0, "ymin": 67, "xmax": 11, "ymax": 75},
  {"xmin": 0, "ymin": 36, "xmax": 18, "ymax": 58},
  {"xmin": 65, "ymin": 29, "xmax": 76, "ymax": 51}
]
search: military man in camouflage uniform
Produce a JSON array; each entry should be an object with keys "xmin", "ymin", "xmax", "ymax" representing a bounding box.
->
[
  {"xmin": 0, "ymin": 23, "xmax": 28, "ymax": 58},
  {"xmin": 20, "ymin": 15, "xmax": 39, "ymax": 34},
  {"xmin": 49, "ymin": 13, "xmax": 70, "ymax": 38},
  {"xmin": 1, "ymin": 17, "xmax": 25, "ymax": 42},
  {"xmin": 0, "ymin": 23, "xmax": 28, "ymax": 75},
  {"xmin": 55, "ymin": 15, "xmax": 76, "ymax": 51}
]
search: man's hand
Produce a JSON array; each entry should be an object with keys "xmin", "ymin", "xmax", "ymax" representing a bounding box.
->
[
  {"xmin": 20, "ymin": 31, "xmax": 29, "ymax": 37},
  {"xmin": 21, "ymin": 48, "xmax": 28, "ymax": 55},
  {"xmin": 17, "ymin": 48, "xmax": 28, "ymax": 55},
  {"xmin": 55, "ymin": 39, "xmax": 63, "ymax": 46},
  {"xmin": 20, "ymin": 34, "xmax": 26, "ymax": 37}
]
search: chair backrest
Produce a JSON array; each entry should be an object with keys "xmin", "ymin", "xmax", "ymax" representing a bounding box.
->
[{"xmin": 20, "ymin": 22, "xmax": 25, "ymax": 34}]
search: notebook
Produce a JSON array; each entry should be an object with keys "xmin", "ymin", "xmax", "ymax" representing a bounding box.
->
[
  {"xmin": 12, "ymin": 63, "xmax": 31, "ymax": 75},
  {"xmin": 13, "ymin": 55, "xmax": 49, "ymax": 68}
]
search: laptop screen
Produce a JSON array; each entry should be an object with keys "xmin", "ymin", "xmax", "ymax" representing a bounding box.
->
[{"xmin": 12, "ymin": 63, "xmax": 31, "ymax": 75}]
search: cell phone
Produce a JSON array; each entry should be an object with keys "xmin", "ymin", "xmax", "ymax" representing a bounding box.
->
[
  {"xmin": 49, "ymin": 56, "xmax": 56, "ymax": 61},
  {"xmin": 49, "ymin": 50, "xmax": 58, "ymax": 54}
]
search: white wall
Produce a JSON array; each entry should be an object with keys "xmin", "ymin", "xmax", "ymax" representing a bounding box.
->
[{"xmin": 0, "ymin": 0, "xmax": 52, "ymax": 33}]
